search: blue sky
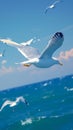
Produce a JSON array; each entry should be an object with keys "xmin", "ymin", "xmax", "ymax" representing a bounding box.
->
[{"xmin": 0, "ymin": 0, "xmax": 73, "ymax": 90}]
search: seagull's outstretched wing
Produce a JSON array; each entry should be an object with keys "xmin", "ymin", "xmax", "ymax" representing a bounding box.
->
[
  {"xmin": 18, "ymin": 46, "xmax": 40, "ymax": 59},
  {"xmin": 40, "ymin": 32, "xmax": 64, "ymax": 59},
  {"xmin": 21, "ymin": 39, "xmax": 33, "ymax": 46},
  {"xmin": 53, "ymin": 0, "xmax": 60, "ymax": 5},
  {"xmin": 0, "ymin": 38, "xmax": 21, "ymax": 48},
  {"xmin": 0, "ymin": 100, "xmax": 11, "ymax": 111},
  {"xmin": 0, "ymin": 38, "xmax": 33, "ymax": 48},
  {"xmin": 0, "ymin": 38, "xmax": 40, "ymax": 59}
]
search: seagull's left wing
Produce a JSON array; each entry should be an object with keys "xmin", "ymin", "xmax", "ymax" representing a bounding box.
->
[
  {"xmin": 0, "ymin": 38, "xmax": 40, "ymax": 59},
  {"xmin": 21, "ymin": 39, "xmax": 33, "ymax": 46},
  {"xmin": 45, "ymin": 7, "xmax": 49, "ymax": 14},
  {"xmin": 40, "ymin": 32, "xmax": 64, "ymax": 59},
  {"xmin": 53, "ymin": 0, "xmax": 60, "ymax": 5}
]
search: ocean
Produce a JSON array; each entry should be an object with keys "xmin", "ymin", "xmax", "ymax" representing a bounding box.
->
[{"xmin": 0, "ymin": 74, "xmax": 73, "ymax": 130}]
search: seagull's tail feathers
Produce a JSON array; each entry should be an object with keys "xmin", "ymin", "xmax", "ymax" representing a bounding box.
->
[
  {"xmin": 15, "ymin": 61, "xmax": 31, "ymax": 67},
  {"xmin": 15, "ymin": 58, "xmax": 38, "ymax": 67}
]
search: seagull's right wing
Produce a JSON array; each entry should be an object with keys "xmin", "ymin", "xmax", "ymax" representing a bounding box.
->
[
  {"xmin": 53, "ymin": 0, "xmax": 60, "ymax": 5},
  {"xmin": 40, "ymin": 32, "xmax": 64, "ymax": 59}
]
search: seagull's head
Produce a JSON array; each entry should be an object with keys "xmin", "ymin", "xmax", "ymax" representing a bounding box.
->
[
  {"xmin": 56, "ymin": 59, "xmax": 63, "ymax": 66},
  {"xmin": 58, "ymin": 60, "xmax": 63, "ymax": 66},
  {"xmin": 52, "ymin": 57, "xmax": 63, "ymax": 66}
]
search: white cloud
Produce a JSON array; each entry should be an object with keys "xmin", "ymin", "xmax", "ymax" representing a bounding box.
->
[
  {"xmin": 60, "ymin": 24, "xmax": 73, "ymax": 32},
  {"xmin": 0, "ymin": 58, "xmax": 73, "ymax": 90},
  {"xmin": 1, "ymin": 60, "xmax": 7, "ymax": 65},
  {"xmin": 58, "ymin": 48, "xmax": 73, "ymax": 60},
  {"xmin": 0, "ymin": 66, "xmax": 14, "ymax": 76},
  {"xmin": 0, "ymin": 63, "xmax": 28, "ymax": 76}
]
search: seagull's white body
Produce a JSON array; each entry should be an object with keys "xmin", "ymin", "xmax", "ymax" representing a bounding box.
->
[{"xmin": 0, "ymin": 32, "xmax": 64, "ymax": 68}]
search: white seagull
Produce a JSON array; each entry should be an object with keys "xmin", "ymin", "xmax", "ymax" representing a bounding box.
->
[
  {"xmin": 0, "ymin": 96, "xmax": 28, "ymax": 111},
  {"xmin": 0, "ymin": 49, "xmax": 5, "ymax": 57},
  {"xmin": 0, "ymin": 53, "xmax": 3, "ymax": 57},
  {"xmin": 0, "ymin": 32, "xmax": 64, "ymax": 68},
  {"xmin": 45, "ymin": 0, "xmax": 61, "ymax": 14}
]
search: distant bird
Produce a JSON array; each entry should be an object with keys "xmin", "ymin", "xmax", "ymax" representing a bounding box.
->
[
  {"xmin": 0, "ymin": 49, "xmax": 5, "ymax": 57},
  {"xmin": 45, "ymin": 0, "xmax": 61, "ymax": 14},
  {"xmin": 0, "ymin": 53, "xmax": 3, "ymax": 57},
  {"xmin": 0, "ymin": 32, "xmax": 64, "ymax": 68},
  {"xmin": 0, "ymin": 96, "xmax": 28, "ymax": 111}
]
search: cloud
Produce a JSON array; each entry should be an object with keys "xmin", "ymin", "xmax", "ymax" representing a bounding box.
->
[
  {"xmin": 1, "ymin": 60, "xmax": 7, "ymax": 65},
  {"xmin": 0, "ymin": 62, "xmax": 28, "ymax": 76},
  {"xmin": 58, "ymin": 48, "xmax": 73, "ymax": 60},
  {"xmin": 60, "ymin": 24, "xmax": 73, "ymax": 32},
  {"xmin": 0, "ymin": 66, "xmax": 14, "ymax": 76},
  {"xmin": 0, "ymin": 60, "xmax": 12, "ymax": 76}
]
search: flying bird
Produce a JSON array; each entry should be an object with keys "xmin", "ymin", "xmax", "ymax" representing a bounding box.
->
[
  {"xmin": 0, "ymin": 32, "xmax": 64, "ymax": 68},
  {"xmin": 45, "ymin": 0, "xmax": 61, "ymax": 14},
  {"xmin": 0, "ymin": 97, "xmax": 28, "ymax": 111},
  {"xmin": 0, "ymin": 53, "xmax": 3, "ymax": 57},
  {"xmin": 0, "ymin": 49, "xmax": 6, "ymax": 57}
]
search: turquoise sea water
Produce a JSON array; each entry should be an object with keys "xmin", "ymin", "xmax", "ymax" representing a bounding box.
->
[{"xmin": 0, "ymin": 74, "xmax": 73, "ymax": 130}]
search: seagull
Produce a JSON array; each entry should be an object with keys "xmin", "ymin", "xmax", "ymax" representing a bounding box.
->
[
  {"xmin": 0, "ymin": 53, "xmax": 3, "ymax": 57},
  {"xmin": 0, "ymin": 32, "xmax": 64, "ymax": 68},
  {"xmin": 0, "ymin": 49, "xmax": 5, "ymax": 57},
  {"xmin": 45, "ymin": 0, "xmax": 61, "ymax": 14},
  {"xmin": 0, "ymin": 96, "xmax": 28, "ymax": 111}
]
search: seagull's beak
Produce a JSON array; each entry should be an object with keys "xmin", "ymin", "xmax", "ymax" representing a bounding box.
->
[{"xmin": 59, "ymin": 61, "xmax": 63, "ymax": 66}]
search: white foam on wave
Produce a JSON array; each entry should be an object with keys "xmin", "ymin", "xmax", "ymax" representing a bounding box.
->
[
  {"xmin": 64, "ymin": 86, "xmax": 73, "ymax": 92},
  {"xmin": 0, "ymin": 96, "xmax": 27, "ymax": 112},
  {"xmin": 67, "ymin": 88, "xmax": 73, "ymax": 91},
  {"xmin": 42, "ymin": 95, "xmax": 49, "ymax": 99},
  {"xmin": 21, "ymin": 116, "xmax": 47, "ymax": 126},
  {"xmin": 50, "ymin": 115, "xmax": 60, "ymax": 118},
  {"xmin": 37, "ymin": 116, "xmax": 46, "ymax": 121},
  {"xmin": 21, "ymin": 118, "xmax": 32, "ymax": 126},
  {"xmin": 43, "ymin": 83, "xmax": 48, "ymax": 87}
]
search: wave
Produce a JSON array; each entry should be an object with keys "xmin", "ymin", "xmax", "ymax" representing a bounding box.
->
[
  {"xmin": 64, "ymin": 86, "xmax": 73, "ymax": 91},
  {"xmin": 0, "ymin": 96, "xmax": 28, "ymax": 112},
  {"xmin": 20, "ymin": 113, "xmax": 73, "ymax": 130},
  {"xmin": 43, "ymin": 83, "xmax": 48, "ymax": 87},
  {"xmin": 21, "ymin": 118, "xmax": 32, "ymax": 126},
  {"xmin": 21, "ymin": 116, "xmax": 47, "ymax": 126}
]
